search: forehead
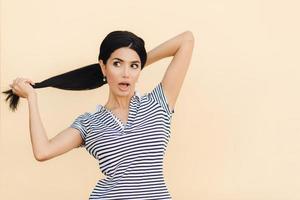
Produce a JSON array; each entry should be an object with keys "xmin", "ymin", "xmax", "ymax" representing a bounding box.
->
[{"xmin": 109, "ymin": 47, "xmax": 140, "ymax": 62}]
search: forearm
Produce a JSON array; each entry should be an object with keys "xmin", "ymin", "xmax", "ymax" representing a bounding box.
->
[
  {"xmin": 144, "ymin": 31, "xmax": 193, "ymax": 67},
  {"xmin": 27, "ymin": 94, "xmax": 50, "ymax": 161}
]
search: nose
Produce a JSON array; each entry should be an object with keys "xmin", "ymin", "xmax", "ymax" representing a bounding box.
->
[{"xmin": 122, "ymin": 65, "xmax": 130, "ymax": 77}]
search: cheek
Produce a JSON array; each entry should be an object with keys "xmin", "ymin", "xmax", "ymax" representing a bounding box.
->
[
  {"xmin": 106, "ymin": 68, "xmax": 120, "ymax": 81},
  {"xmin": 133, "ymin": 71, "xmax": 141, "ymax": 82},
  {"xmin": 108, "ymin": 75, "xmax": 118, "ymax": 84}
]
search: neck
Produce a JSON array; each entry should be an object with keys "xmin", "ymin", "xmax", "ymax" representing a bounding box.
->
[{"xmin": 105, "ymin": 91, "xmax": 135, "ymax": 110}]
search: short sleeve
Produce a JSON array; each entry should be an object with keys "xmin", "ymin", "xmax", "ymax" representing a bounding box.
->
[
  {"xmin": 148, "ymin": 82, "xmax": 175, "ymax": 116},
  {"xmin": 70, "ymin": 113, "xmax": 90, "ymax": 148}
]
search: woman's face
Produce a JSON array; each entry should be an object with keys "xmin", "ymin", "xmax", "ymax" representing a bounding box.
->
[{"xmin": 99, "ymin": 47, "xmax": 141, "ymax": 97}]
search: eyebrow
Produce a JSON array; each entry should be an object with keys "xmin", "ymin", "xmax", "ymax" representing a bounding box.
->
[{"xmin": 112, "ymin": 58, "xmax": 140, "ymax": 63}]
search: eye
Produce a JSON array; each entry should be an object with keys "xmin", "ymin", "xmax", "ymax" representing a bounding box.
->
[
  {"xmin": 131, "ymin": 64, "xmax": 139, "ymax": 69},
  {"xmin": 113, "ymin": 61, "xmax": 121, "ymax": 67}
]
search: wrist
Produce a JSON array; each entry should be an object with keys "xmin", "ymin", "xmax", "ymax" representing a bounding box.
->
[{"xmin": 27, "ymin": 92, "xmax": 37, "ymax": 101}]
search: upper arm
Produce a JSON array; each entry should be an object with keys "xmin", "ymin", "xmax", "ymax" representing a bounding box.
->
[
  {"xmin": 161, "ymin": 31, "xmax": 194, "ymax": 112},
  {"xmin": 38, "ymin": 127, "xmax": 84, "ymax": 161},
  {"xmin": 38, "ymin": 113, "xmax": 89, "ymax": 161}
]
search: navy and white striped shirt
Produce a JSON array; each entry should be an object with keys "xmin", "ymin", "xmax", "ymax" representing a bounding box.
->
[{"xmin": 70, "ymin": 82, "xmax": 175, "ymax": 200}]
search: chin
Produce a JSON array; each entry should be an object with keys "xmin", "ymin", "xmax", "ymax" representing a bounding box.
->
[{"xmin": 115, "ymin": 89, "xmax": 132, "ymax": 96}]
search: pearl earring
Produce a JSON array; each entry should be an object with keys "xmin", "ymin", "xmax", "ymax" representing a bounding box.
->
[{"xmin": 103, "ymin": 76, "xmax": 106, "ymax": 82}]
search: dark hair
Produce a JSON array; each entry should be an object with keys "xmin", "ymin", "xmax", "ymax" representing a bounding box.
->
[{"xmin": 2, "ymin": 30, "xmax": 147, "ymax": 112}]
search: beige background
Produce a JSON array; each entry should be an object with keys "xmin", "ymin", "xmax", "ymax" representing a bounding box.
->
[{"xmin": 1, "ymin": 0, "xmax": 300, "ymax": 199}]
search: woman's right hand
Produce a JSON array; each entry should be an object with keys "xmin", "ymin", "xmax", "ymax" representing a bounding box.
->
[{"xmin": 9, "ymin": 77, "xmax": 36, "ymax": 99}]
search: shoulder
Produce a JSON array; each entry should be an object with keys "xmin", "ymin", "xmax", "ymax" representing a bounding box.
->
[
  {"xmin": 73, "ymin": 107, "xmax": 101, "ymax": 122},
  {"xmin": 144, "ymin": 82, "xmax": 174, "ymax": 116},
  {"xmin": 72, "ymin": 112, "xmax": 92, "ymax": 124}
]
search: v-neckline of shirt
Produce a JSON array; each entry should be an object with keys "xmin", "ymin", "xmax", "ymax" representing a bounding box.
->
[{"xmin": 97, "ymin": 91, "xmax": 139, "ymax": 131}]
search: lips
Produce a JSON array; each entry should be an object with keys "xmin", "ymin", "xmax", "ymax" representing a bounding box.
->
[
  {"xmin": 118, "ymin": 82, "xmax": 130, "ymax": 86},
  {"xmin": 118, "ymin": 82, "xmax": 130, "ymax": 91}
]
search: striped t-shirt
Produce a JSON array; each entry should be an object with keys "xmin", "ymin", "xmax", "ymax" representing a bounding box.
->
[{"xmin": 70, "ymin": 82, "xmax": 175, "ymax": 200}]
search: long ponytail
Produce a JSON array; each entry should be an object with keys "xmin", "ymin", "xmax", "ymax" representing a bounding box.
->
[
  {"xmin": 2, "ymin": 63, "xmax": 106, "ymax": 111},
  {"xmin": 2, "ymin": 30, "xmax": 147, "ymax": 112}
]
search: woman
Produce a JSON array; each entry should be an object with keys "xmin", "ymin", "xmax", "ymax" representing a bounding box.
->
[{"xmin": 4, "ymin": 30, "xmax": 194, "ymax": 199}]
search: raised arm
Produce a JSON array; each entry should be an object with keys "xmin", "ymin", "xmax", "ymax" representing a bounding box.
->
[
  {"xmin": 144, "ymin": 31, "xmax": 195, "ymax": 112},
  {"xmin": 27, "ymin": 94, "xmax": 83, "ymax": 161},
  {"xmin": 10, "ymin": 78, "xmax": 83, "ymax": 161}
]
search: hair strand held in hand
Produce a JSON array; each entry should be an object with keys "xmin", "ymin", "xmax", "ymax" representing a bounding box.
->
[{"xmin": 2, "ymin": 30, "xmax": 147, "ymax": 112}]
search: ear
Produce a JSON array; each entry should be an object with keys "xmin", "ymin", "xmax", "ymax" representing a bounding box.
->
[{"xmin": 99, "ymin": 60, "xmax": 106, "ymax": 76}]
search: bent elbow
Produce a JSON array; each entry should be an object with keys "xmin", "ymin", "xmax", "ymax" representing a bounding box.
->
[
  {"xmin": 35, "ymin": 151, "xmax": 48, "ymax": 162},
  {"xmin": 183, "ymin": 31, "xmax": 194, "ymax": 42}
]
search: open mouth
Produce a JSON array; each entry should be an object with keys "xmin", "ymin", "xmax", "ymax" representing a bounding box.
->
[{"xmin": 118, "ymin": 82, "xmax": 130, "ymax": 90}]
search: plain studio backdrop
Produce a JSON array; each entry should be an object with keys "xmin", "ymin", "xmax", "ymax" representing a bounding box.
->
[{"xmin": 1, "ymin": 0, "xmax": 300, "ymax": 199}]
